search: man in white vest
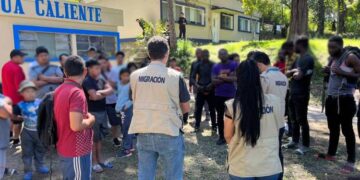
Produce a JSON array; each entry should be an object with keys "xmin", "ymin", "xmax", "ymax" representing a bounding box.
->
[{"xmin": 129, "ymin": 36, "xmax": 190, "ymax": 180}]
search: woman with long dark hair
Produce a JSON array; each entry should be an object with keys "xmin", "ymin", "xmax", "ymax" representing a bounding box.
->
[{"xmin": 224, "ymin": 60, "xmax": 283, "ymax": 180}]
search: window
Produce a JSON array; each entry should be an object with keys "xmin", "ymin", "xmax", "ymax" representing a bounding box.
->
[
  {"xmin": 161, "ymin": 0, "xmax": 205, "ymax": 26},
  {"xmin": 220, "ymin": 13, "xmax": 234, "ymax": 30},
  {"xmin": 76, "ymin": 35, "xmax": 116, "ymax": 57},
  {"xmin": 255, "ymin": 21, "xmax": 260, "ymax": 34},
  {"xmin": 238, "ymin": 17, "xmax": 251, "ymax": 32},
  {"xmin": 19, "ymin": 31, "xmax": 71, "ymax": 59}
]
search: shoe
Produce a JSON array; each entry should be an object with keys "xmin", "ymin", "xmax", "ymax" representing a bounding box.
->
[
  {"xmin": 113, "ymin": 138, "xmax": 121, "ymax": 147},
  {"xmin": 282, "ymin": 141, "xmax": 297, "ymax": 149},
  {"xmin": 317, "ymin": 153, "xmax": 336, "ymax": 161},
  {"xmin": 37, "ymin": 166, "xmax": 50, "ymax": 174},
  {"xmin": 4, "ymin": 168, "xmax": 17, "ymax": 176},
  {"xmin": 129, "ymin": 148, "xmax": 136, "ymax": 152},
  {"xmin": 216, "ymin": 138, "xmax": 226, "ymax": 145},
  {"xmin": 92, "ymin": 164, "xmax": 104, "ymax": 173},
  {"xmin": 12, "ymin": 139, "xmax": 20, "ymax": 146},
  {"xmin": 340, "ymin": 163, "xmax": 355, "ymax": 174},
  {"xmin": 99, "ymin": 161, "xmax": 113, "ymax": 169},
  {"xmin": 295, "ymin": 146, "xmax": 310, "ymax": 155},
  {"xmin": 192, "ymin": 127, "xmax": 200, "ymax": 133},
  {"xmin": 117, "ymin": 150, "xmax": 133, "ymax": 158},
  {"xmin": 204, "ymin": 116, "xmax": 210, "ymax": 121},
  {"xmin": 23, "ymin": 172, "xmax": 33, "ymax": 180}
]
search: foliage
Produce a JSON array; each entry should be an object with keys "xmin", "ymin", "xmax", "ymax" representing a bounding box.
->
[
  {"xmin": 135, "ymin": 20, "xmax": 168, "ymax": 48},
  {"xmin": 171, "ymin": 40, "xmax": 194, "ymax": 76}
]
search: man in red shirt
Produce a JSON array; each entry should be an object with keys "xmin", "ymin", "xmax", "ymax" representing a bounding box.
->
[
  {"xmin": 1, "ymin": 49, "xmax": 26, "ymax": 145},
  {"xmin": 54, "ymin": 56, "xmax": 95, "ymax": 179}
]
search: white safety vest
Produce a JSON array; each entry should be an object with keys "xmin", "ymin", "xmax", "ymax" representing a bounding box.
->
[
  {"xmin": 129, "ymin": 61, "xmax": 183, "ymax": 136},
  {"xmin": 260, "ymin": 67, "xmax": 288, "ymax": 127}
]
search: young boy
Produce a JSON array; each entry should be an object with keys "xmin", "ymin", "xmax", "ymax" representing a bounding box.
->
[
  {"xmin": 115, "ymin": 69, "xmax": 134, "ymax": 157},
  {"xmin": 0, "ymin": 94, "xmax": 13, "ymax": 179},
  {"xmin": 83, "ymin": 60, "xmax": 114, "ymax": 173},
  {"xmin": 13, "ymin": 81, "xmax": 49, "ymax": 180}
]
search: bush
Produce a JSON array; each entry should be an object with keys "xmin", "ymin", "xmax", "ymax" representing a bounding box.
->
[{"xmin": 171, "ymin": 40, "xmax": 194, "ymax": 77}]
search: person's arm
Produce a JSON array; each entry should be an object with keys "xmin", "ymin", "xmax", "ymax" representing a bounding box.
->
[
  {"xmin": 218, "ymin": 72, "xmax": 236, "ymax": 83},
  {"xmin": 190, "ymin": 64, "xmax": 199, "ymax": 88},
  {"xmin": 97, "ymin": 82, "xmax": 114, "ymax": 96},
  {"xmin": 332, "ymin": 54, "xmax": 360, "ymax": 78},
  {"xmin": 224, "ymin": 117, "xmax": 235, "ymax": 144},
  {"xmin": 0, "ymin": 97, "xmax": 12, "ymax": 120},
  {"xmin": 212, "ymin": 66, "xmax": 224, "ymax": 85},
  {"xmin": 83, "ymin": 80, "xmax": 105, "ymax": 101},
  {"xmin": 179, "ymin": 77, "xmax": 191, "ymax": 114},
  {"xmin": 69, "ymin": 112, "xmax": 95, "ymax": 132},
  {"xmin": 39, "ymin": 75, "xmax": 64, "ymax": 84},
  {"xmin": 29, "ymin": 69, "xmax": 48, "ymax": 87},
  {"xmin": 294, "ymin": 56, "xmax": 314, "ymax": 80}
]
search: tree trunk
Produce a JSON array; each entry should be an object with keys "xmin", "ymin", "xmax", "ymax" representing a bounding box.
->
[
  {"xmin": 167, "ymin": 0, "xmax": 177, "ymax": 50},
  {"xmin": 288, "ymin": 0, "xmax": 308, "ymax": 41},
  {"xmin": 337, "ymin": 0, "xmax": 346, "ymax": 34},
  {"xmin": 317, "ymin": 0, "xmax": 325, "ymax": 36}
]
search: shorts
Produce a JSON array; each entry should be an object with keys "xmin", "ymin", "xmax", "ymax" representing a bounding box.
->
[
  {"xmin": 91, "ymin": 111, "xmax": 109, "ymax": 143},
  {"xmin": 106, "ymin": 104, "xmax": 121, "ymax": 126},
  {"xmin": 60, "ymin": 153, "xmax": 91, "ymax": 180}
]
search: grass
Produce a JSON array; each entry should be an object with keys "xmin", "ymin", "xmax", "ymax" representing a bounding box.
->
[{"xmin": 198, "ymin": 38, "xmax": 360, "ymax": 106}]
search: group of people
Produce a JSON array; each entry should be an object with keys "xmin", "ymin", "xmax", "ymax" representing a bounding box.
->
[{"xmin": 0, "ymin": 34, "xmax": 359, "ymax": 180}]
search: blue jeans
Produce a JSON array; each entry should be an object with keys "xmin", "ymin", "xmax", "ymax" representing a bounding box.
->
[
  {"xmin": 121, "ymin": 106, "xmax": 134, "ymax": 150},
  {"xmin": 229, "ymin": 174, "xmax": 280, "ymax": 180},
  {"xmin": 137, "ymin": 133, "xmax": 185, "ymax": 180}
]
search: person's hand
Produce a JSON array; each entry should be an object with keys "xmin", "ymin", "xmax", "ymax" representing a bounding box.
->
[
  {"xmin": 189, "ymin": 86, "xmax": 193, "ymax": 93},
  {"xmin": 38, "ymin": 74, "xmax": 48, "ymax": 81},
  {"xmin": 122, "ymin": 105, "xmax": 128, "ymax": 112},
  {"xmin": 12, "ymin": 115, "xmax": 24, "ymax": 122},
  {"xmin": 87, "ymin": 113, "xmax": 95, "ymax": 127},
  {"xmin": 96, "ymin": 91, "xmax": 104, "ymax": 97},
  {"xmin": 293, "ymin": 69, "xmax": 302, "ymax": 80},
  {"xmin": 323, "ymin": 66, "xmax": 330, "ymax": 74},
  {"xmin": 331, "ymin": 66, "xmax": 344, "ymax": 76}
]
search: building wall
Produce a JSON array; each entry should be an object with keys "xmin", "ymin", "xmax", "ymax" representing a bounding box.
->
[{"xmin": 88, "ymin": 0, "xmax": 161, "ymax": 40}]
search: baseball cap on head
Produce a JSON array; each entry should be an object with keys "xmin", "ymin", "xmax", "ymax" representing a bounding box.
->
[
  {"xmin": 10, "ymin": 49, "xmax": 27, "ymax": 59},
  {"xmin": 18, "ymin": 80, "xmax": 37, "ymax": 93}
]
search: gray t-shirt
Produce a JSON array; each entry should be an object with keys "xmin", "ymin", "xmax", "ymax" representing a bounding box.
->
[
  {"xmin": 0, "ymin": 94, "xmax": 10, "ymax": 149},
  {"xmin": 29, "ymin": 64, "xmax": 63, "ymax": 98}
]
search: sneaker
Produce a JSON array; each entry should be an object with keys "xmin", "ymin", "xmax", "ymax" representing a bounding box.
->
[
  {"xmin": 37, "ymin": 166, "xmax": 50, "ymax": 174},
  {"xmin": 92, "ymin": 164, "xmax": 104, "ymax": 173},
  {"xmin": 117, "ymin": 150, "xmax": 133, "ymax": 158},
  {"xmin": 340, "ymin": 163, "xmax": 355, "ymax": 174},
  {"xmin": 295, "ymin": 146, "xmax": 310, "ymax": 155},
  {"xmin": 23, "ymin": 172, "xmax": 33, "ymax": 180},
  {"xmin": 216, "ymin": 138, "xmax": 226, "ymax": 145},
  {"xmin": 4, "ymin": 168, "xmax": 17, "ymax": 176},
  {"xmin": 317, "ymin": 153, "xmax": 336, "ymax": 161},
  {"xmin": 99, "ymin": 161, "xmax": 113, "ymax": 169},
  {"xmin": 113, "ymin": 138, "xmax": 121, "ymax": 147},
  {"xmin": 204, "ymin": 116, "xmax": 210, "ymax": 121},
  {"xmin": 12, "ymin": 139, "xmax": 20, "ymax": 146},
  {"xmin": 282, "ymin": 141, "xmax": 298, "ymax": 149}
]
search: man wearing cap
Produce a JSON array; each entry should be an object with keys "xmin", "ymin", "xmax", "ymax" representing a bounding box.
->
[
  {"xmin": 29, "ymin": 47, "xmax": 64, "ymax": 99},
  {"xmin": 1, "ymin": 49, "xmax": 27, "ymax": 146},
  {"xmin": 130, "ymin": 36, "xmax": 190, "ymax": 179}
]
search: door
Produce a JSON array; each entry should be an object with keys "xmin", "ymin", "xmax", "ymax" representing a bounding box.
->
[{"xmin": 212, "ymin": 13, "xmax": 220, "ymax": 43}]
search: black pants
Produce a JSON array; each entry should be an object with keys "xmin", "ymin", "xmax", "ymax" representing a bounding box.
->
[
  {"xmin": 195, "ymin": 92, "xmax": 216, "ymax": 128},
  {"xmin": 215, "ymin": 96, "xmax": 232, "ymax": 140},
  {"xmin": 285, "ymin": 90, "xmax": 292, "ymax": 136},
  {"xmin": 289, "ymin": 94, "xmax": 310, "ymax": 147},
  {"xmin": 279, "ymin": 127, "xmax": 285, "ymax": 180},
  {"xmin": 179, "ymin": 27, "xmax": 186, "ymax": 39},
  {"xmin": 326, "ymin": 95, "xmax": 356, "ymax": 163}
]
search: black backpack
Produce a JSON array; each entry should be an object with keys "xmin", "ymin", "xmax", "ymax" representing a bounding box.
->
[{"xmin": 37, "ymin": 92, "xmax": 57, "ymax": 149}]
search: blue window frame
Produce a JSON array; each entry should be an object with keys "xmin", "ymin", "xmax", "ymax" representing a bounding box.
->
[{"xmin": 13, "ymin": 25, "xmax": 120, "ymax": 62}]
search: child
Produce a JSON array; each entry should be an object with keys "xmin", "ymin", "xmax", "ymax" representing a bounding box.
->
[
  {"xmin": 0, "ymin": 94, "xmax": 12, "ymax": 179},
  {"xmin": 116, "ymin": 68, "xmax": 135, "ymax": 157},
  {"xmin": 83, "ymin": 60, "xmax": 114, "ymax": 173},
  {"xmin": 13, "ymin": 81, "xmax": 49, "ymax": 180},
  {"xmin": 274, "ymin": 50, "xmax": 286, "ymax": 74}
]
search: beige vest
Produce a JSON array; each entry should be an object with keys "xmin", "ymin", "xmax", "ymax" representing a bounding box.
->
[
  {"xmin": 129, "ymin": 62, "xmax": 183, "ymax": 136},
  {"xmin": 225, "ymin": 95, "xmax": 283, "ymax": 177},
  {"xmin": 260, "ymin": 67, "xmax": 288, "ymax": 127}
]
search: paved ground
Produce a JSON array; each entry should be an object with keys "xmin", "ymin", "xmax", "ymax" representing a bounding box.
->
[{"xmin": 3, "ymin": 105, "xmax": 360, "ymax": 180}]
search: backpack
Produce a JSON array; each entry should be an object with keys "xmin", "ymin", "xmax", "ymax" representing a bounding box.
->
[{"xmin": 37, "ymin": 92, "xmax": 57, "ymax": 149}]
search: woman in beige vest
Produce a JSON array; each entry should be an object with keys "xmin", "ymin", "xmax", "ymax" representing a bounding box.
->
[{"xmin": 224, "ymin": 60, "xmax": 283, "ymax": 180}]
